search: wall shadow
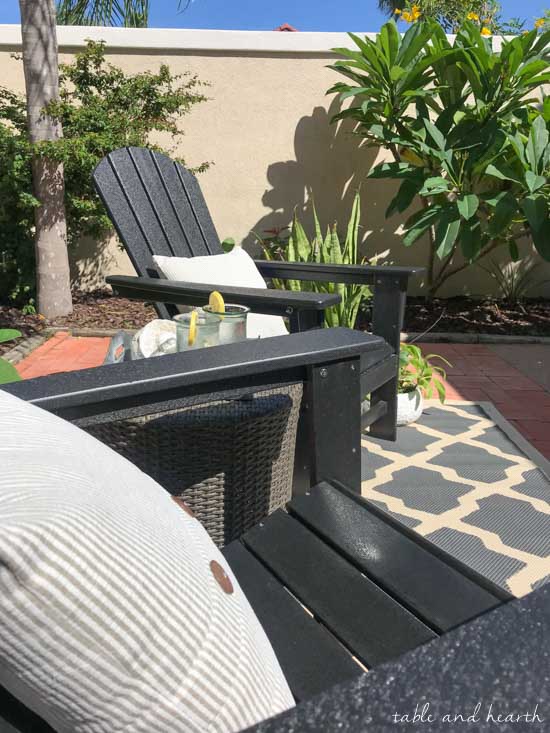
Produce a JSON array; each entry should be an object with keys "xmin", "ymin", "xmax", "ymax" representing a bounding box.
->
[
  {"xmin": 69, "ymin": 235, "xmax": 127, "ymax": 291},
  {"xmin": 245, "ymin": 98, "xmax": 404, "ymax": 263}
]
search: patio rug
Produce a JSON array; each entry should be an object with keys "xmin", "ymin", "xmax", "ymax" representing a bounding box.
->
[{"xmin": 362, "ymin": 401, "xmax": 550, "ymax": 598}]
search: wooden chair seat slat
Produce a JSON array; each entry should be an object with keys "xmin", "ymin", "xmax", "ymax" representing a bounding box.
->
[
  {"xmin": 241, "ymin": 510, "xmax": 436, "ymax": 668},
  {"xmin": 288, "ymin": 482, "xmax": 507, "ymax": 632},
  {"xmin": 222, "ymin": 541, "xmax": 361, "ymax": 701}
]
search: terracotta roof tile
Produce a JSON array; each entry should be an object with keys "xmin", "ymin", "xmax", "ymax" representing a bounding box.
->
[{"xmin": 274, "ymin": 23, "xmax": 299, "ymax": 32}]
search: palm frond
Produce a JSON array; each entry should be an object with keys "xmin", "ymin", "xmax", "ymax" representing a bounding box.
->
[
  {"xmin": 56, "ymin": 0, "xmax": 149, "ymax": 27},
  {"xmin": 377, "ymin": 0, "xmax": 406, "ymax": 16}
]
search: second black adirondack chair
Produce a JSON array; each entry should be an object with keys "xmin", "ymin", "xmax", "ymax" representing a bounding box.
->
[{"xmin": 93, "ymin": 146, "xmax": 422, "ymax": 440}]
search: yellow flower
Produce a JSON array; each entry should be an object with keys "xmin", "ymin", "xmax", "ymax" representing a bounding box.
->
[
  {"xmin": 535, "ymin": 18, "xmax": 545, "ymax": 28},
  {"xmin": 480, "ymin": 27, "xmax": 492, "ymax": 36},
  {"xmin": 467, "ymin": 12, "xmax": 479, "ymax": 21},
  {"xmin": 394, "ymin": 8, "xmax": 402, "ymax": 14},
  {"xmin": 402, "ymin": 10, "xmax": 413, "ymax": 22}
]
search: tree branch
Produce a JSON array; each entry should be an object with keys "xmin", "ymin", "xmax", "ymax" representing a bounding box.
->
[{"xmin": 431, "ymin": 239, "xmax": 504, "ymax": 296}]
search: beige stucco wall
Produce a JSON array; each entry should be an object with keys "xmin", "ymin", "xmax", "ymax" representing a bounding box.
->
[{"xmin": 1, "ymin": 26, "xmax": 549, "ymax": 299}]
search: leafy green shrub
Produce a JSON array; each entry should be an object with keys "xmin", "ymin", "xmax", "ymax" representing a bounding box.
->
[
  {"xmin": 257, "ymin": 192, "xmax": 378, "ymax": 329},
  {"xmin": 328, "ymin": 20, "xmax": 550, "ymax": 297},
  {"xmin": 0, "ymin": 41, "xmax": 208, "ymax": 307}
]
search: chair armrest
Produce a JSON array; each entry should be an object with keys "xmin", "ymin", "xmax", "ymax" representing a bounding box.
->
[
  {"xmin": 254, "ymin": 261, "xmax": 423, "ymax": 286},
  {"xmin": 3, "ymin": 328, "xmax": 385, "ymax": 421},
  {"xmin": 253, "ymin": 261, "xmax": 422, "ymax": 350},
  {"xmin": 107, "ymin": 275, "xmax": 340, "ymax": 317},
  {"xmin": 252, "ymin": 261, "xmax": 424, "ymax": 441}
]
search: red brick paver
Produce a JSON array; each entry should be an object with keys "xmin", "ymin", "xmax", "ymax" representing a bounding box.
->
[
  {"xmin": 16, "ymin": 332, "xmax": 110, "ymax": 380},
  {"xmin": 417, "ymin": 342, "xmax": 550, "ymax": 461}
]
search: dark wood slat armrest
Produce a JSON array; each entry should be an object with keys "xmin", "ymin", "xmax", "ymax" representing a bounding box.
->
[
  {"xmin": 3, "ymin": 328, "xmax": 384, "ymax": 420},
  {"xmin": 255, "ymin": 261, "xmax": 423, "ymax": 286},
  {"xmin": 107, "ymin": 275, "xmax": 340, "ymax": 317}
]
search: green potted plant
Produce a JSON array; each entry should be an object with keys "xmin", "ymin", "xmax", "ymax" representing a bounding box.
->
[{"xmin": 398, "ymin": 344, "xmax": 450, "ymax": 425}]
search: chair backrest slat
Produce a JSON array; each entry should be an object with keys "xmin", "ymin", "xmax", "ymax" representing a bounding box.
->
[{"xmin": 93, "ymin": 147, "xmax": 223, "ymax": 280}]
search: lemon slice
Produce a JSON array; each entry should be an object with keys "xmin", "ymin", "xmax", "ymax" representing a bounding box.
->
[
  {"xmin": 209, "ymin": 290, "xmax": 225, "ymax": 315},
  {"xmin": 188, "ymin": 310, "xmax": 198, "ymax": 346}
]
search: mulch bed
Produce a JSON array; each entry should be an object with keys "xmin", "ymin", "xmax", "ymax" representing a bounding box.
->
[
  {"xmin": 401, "ymin": 297, "xmax": 550, "ymax": 337},
  {"xmin": 2, "ymin": 290, "xmax": 550, "ymax": 356},
  {"xmin": 0, "ymin": 290, "xmax": 155, "ymax": 356}
]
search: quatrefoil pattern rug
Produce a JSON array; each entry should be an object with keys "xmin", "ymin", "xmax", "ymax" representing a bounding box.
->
[{"xmin": 362, "ymin": 402, "xmax": 550, "ymax": 598}]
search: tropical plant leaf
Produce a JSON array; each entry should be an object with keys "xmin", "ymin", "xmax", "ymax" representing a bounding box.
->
[
  {"xmin": 0, "ymin": 329, "xmax": 22, "ymax": 345},
  {"xmin": 419, "ymin": 176, "xmax": 450, "ymax": 196},
  {"xmin": 344, "ymin": 191, "xmax": 361, "ymax": 263},
  {"xmin": 525, "ymin": 171, "xmax": 546, "ymax": 193},
  {"xmin": 457, "ymin": 194, "xmax": 479, "ymax": 221},
  {"xmin": 292, "ymin": 213, "xmax": 311, "ymax": 261},
  {"xmin": 488, "ymin": 193, "xmax": 518, "ymax": 237},
  {"xmin": 434, "ymin": 207, "xmax": 461, "ymax": 259},
  {"xmin": 522, "ymin": 195, "xmax": 548, "ymax": 233},
  {"xmin": 368, "ymin": 162, "xmax": 418, "ymax": 179},
  {"xmin": 531, "ymin": 221, "xmax": 550, "ymax": 260},
  {"xmin": 403, "ymin": 205, "xmax": 442, "ymax": 247},
  {"xmin": 386, "ymin": 178, "xmax": 421, "ymax": 218},
  {"xmin": 424, "ymin": 119, "xmax": 446, "ymax": 151},
  {"xmin": 526, "ymin": 115, "xmax": 549, "ymax": 174},
  {"xmin": 0, "ymin": 359, "xmax": 21, "ymax": 384},
  {"xmin": 379, "ymin": 21, "xmax": 399, "ymax": 66},
  {"xmin": 486, "ymin": 164, "xmax": 522, "ymax": 184}
]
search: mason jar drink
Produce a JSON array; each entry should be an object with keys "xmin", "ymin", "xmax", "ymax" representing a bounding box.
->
[
  {"xmin": 203, "ymin": 304, "xmax": 249, "ymax": 344},
  {"xmin": 173, "ymin": 309, "xmax": 221, "ymax": 351}
]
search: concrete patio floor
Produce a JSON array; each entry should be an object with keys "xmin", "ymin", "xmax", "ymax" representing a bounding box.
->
[{"xmin": 14, "ymin": 333, "xmax": 550, "ymax": 460}]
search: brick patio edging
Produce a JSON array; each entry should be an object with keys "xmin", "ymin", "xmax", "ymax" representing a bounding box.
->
[{"xmin": 2, "ymin": 334, "xmax": 47, "ymax": 365}]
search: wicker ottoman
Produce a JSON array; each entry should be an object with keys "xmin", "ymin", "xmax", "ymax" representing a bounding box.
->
[{"xmin": 83, "ymin": 383, "xmax": 302, "ymax": 546}]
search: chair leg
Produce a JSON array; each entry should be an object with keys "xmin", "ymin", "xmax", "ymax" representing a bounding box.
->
[
  {"xmin": 369, "ymin": 378, "xmax": 398, "ymax": 441},
  {"xmin": 369, "ymin": 276, "xmax": 407, "ymax": 441},
  {"xmin": 293, "ymin": 357, "xmax": 362, "ymax": 495},
  {"xmin": 288, "ymin": 309, "xmax": 325, "ymax": 332}
]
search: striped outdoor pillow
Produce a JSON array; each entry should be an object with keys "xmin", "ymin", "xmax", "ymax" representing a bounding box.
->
[{"xmin": 0, "ymin": 389, "xmax": 294, "ymax": 732}]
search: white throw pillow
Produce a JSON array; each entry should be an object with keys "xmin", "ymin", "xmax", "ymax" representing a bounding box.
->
[
  {"xmin": 0, "ymin": 389, "xmax": 294, "ymax": 733},
  {"xmin": 153, "ymin": 247, "xmax": 289, "ymax": 339}
]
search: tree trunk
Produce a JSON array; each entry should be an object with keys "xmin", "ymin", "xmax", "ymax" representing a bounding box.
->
[{"xmin": 19, "ymin": 0, "xmax": 72, "ymax": 318}]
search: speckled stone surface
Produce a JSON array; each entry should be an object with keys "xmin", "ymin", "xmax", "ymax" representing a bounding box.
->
[{"xmin": 249, "ymin": 585, "xmax": 550, "ymax": 732}]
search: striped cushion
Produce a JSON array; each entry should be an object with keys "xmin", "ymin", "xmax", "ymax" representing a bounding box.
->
[{"xmin": 0, "ymin": 390, "xmax": 294, "ymax": 732}]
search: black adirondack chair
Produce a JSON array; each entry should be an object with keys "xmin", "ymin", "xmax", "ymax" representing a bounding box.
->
[
  {"xmin": 1, "ymin": 328, "xmax": 526, "ymax": 733},
  {"xmin": 93, "ymin": 146, "xmax": 422, "ymax": 440}
]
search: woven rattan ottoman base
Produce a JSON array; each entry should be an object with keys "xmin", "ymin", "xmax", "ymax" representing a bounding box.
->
[{"xmin": 84, "ymin": 383, "xmax": 302, "ymax": 546}]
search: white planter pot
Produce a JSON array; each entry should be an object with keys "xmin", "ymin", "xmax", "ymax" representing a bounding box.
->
[{"xmin": 397, "ymin": 388, "xmax": 424, "ymax": 426}]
